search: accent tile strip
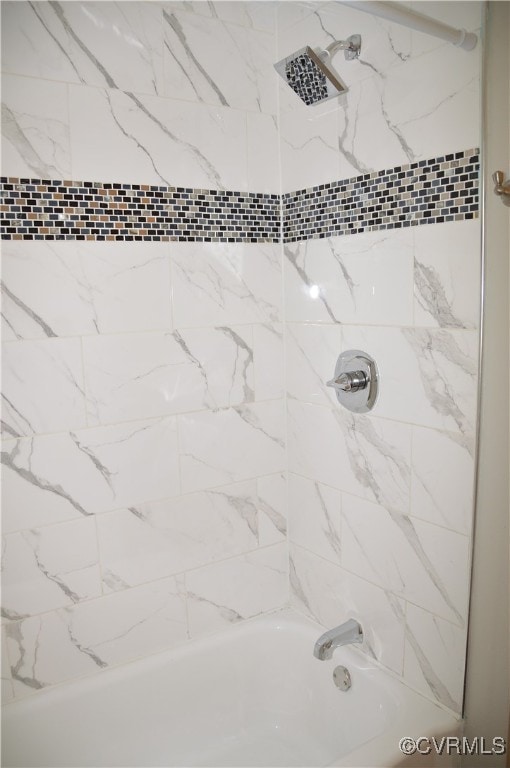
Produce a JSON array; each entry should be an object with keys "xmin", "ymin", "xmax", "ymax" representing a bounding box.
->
[
  {"xmin": 0, "ymin": 180, "xmax": 281, "ymax": 243},
  {"xmin": 0, "ymin": 148, "xmax": 479, "ymax": 243},
  {"xmin": 283, "ymin": 148, "xmax": 479, "ymax": 242}
]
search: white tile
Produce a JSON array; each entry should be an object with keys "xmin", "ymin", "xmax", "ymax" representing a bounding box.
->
[
  {"xmin": 247, "ymin": 111, "xmax": 280, "ymax": 193},
  {"xmin": 84, "ymin": 326, "xmax": 257, "ymax": 424},
  {"xmin": 411, "ymin": 427, "xmax": 475, "ymax": 535},
  {"xmin": 286, "ymin": 323, "xmax": 343, "ymax": 407},
  {"xmin": 284, "ymin": 229, "xmax": 414, "ymax": 326},
  {"xmin": 7, "ymin": 613, "xmax": 95, "ymax": 697},
  {"xmin": 341, "ymin": 495, "xmax": 470, "ymax": 626},
  {"xmin": 69, "ymin": 86, "xmax": 248, "ymax": 190},
  {"xmin": 279, "ymin": 106, "xmax": 340, "ymax": 192},
  {"xmin": 341, "ymin": 325, "xmax": 479, "ymax": 434},
  {"xmin": 380, "ymin": 42, "xmax": 481, "ymax": 161},
  {"xmin": 1, "ymin": 74, "xmax": 71, "ymax": 178},
  {"xmin": 2, "ymin": 519, "xmax": 101, "ymax": 620},
  {"xmin": 176, "ymin": 326, "xmax": 255, "ymax": 407},
  {"xmin": 1, "ymin": 627, "xmax": 14, "ymax": 704},
  {"xmin": 171, "ymin": 242, "xmax": 282, "ymax": 328},
  {"xmin": 1, "ymin": 241, "xmax": 172, "ymax": 340},
  {"xmin": 162, "ymin": 7, "xmax": 277, "ymax": 114},
  {"xmin": 207, "ymin": 2, "xmax": 276, "ymax": 33},
  {"xmin": 83, "ymin": 332, "xmax": 201, "ymax": 424},
  {"xmin": 256, "ymin": 473, "xmax": 287, "ymax": 545},
  {"xmin": 97, "ymin": 478, "xmax": 284, "ymax": 590},
  {"xmin": 78, "ymin": 242, "xmax": 172, "ymax": 335},
  {"xmin": 414, "ymin": 220, "xmax": 482, "ymax": 329},
  {"xmin": 179, "ymin": 400, "xmax": 285, "ymax": 493},
  {"xmin": 404, "ymin": 604, "xmax": 467, "ymax": 714},
  {"xmin": 284, "ymin": 241, "xmax": 342, "ymax": 325},
  {"xmin": 1, "ymin": 2, "xmax": 164, "ymax": 95},
  {"xmin": 287, "ymin": 399, "xmax": 411, "ymax": 513},
  {"xmin": 276, "ymin": 2, "xmax": 317, "ymax": 34},
  {"xmin": 2, "ymin": 338, "xmax": 87, "ymax": 437},
  {"xmin": 1, "ymin": 1, "xmax": 83, "ymax": 83},
  {"xmin": 1, "ymin": 241, "xmax": 89, "ymax": 341},
  {"xmin": 288, "ymin": 473, "xmax": 342, "ymax": 564},
  {"xmin": 290, "ymin": 545, "xmax": 406, "ymax": 675},
  {"xmin": 186, "ymin": 544, "xmax": 287, "ymax": 639},
  {"xmin": 253, "ymin": 323, "xmax": 284, "ymax": 401},
  {"xmin": 6, "ymin": 577, "xmax": 187, "ymax": 696},
  {"xmin": 1, "ymin": 418, "xmax": 180, "ymax": 533},
  {"xmin": 335, "ymin": 76, "xmax": 413, "ymax": 177}
]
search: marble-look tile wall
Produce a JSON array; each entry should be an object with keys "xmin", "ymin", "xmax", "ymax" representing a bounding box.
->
[
  {"xmin": 1, "ymin": 1, "xmax": 286, "ymax": 702},
  {"xmin": 2, "ymin": 0, "xmax": 483, "ymax": 720},
  {"xmin": 1, "ymin": 1, "xmax": 280, "ymax": 192},
  {"xmin": 281, "ymin": 2, "xmax": 482, "ymax": 714}
]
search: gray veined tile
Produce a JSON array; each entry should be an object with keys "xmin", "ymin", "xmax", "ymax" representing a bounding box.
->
[
  {"xmin": 97, "ymin": 478, "xmax": 284, "ymax": 590},
  {"xmin": 1, "ymin": 626, "xmax": 14, "ymax": 703},
  {"xmin": 404, "ymin": 604, "xmax": 467, "ymax": 713},
  {"xmin": 1, "ymin": 241, "xmax": 172, "ymax": 340},
  {"xmin": 171, "ymin": 242, "xmax": 282, "ymax": 328},
  {"xmin": 288, "ymin": 474, "xmax": 342, "ymax": 564},
  {"xmin": 162, "ymin": 7, "xmax": 277, "ymax": 114},
  {"xmin": 186, "ymin": 544, "xmax": 287, "ymax": 639},
  {"xmin": 2, "ymin": 338, "xmax": 87, "ymax": 437},
  {"xmin": 5, "ymin": 578, "xmax": 187, "ymax": 696},
  {"xmin": 413, "ymin": 219, "xmax": 482, "ymax": 330},
  {"xmin": 1, "ymin": 519, "xmax": 101, "ymax": 619},
  {"xmin": 411, "ymin": 426, "xmax": 475, "ymax": 534},
  {"xmin": 284, "ymin": 230, "xmax": 414, "ymax": 326},
  {"xmin": 1, "ymin": 418, "xmax": 180, "ymax": 533},
  {"xmin": 69, "ymin": 85, "xmax": 248, "ymax": 191},
  {"xmin": 341, "ymin": 495, "xmax": 470, "ymax": 626},
  {"xmin": 1, "ymin": 1, "xmax": 164, "ymax": 95},
  {"xmin": 287, "ymin": 399, "xmax": 411, "ymax": 513},
  {"xmin": 179, "ymin": 401, "xmax": 285, "ymax": 493},
  {"xmin": 82, "ymin": 325, "xmax": 257, "ymax": 427},
  {"xmin": 402, "ymin": 328, "xmax": 479, "ymax": 434},
  {"xmin": 1, "ymin": 75, "xmax": 71, "ymax": 179}
]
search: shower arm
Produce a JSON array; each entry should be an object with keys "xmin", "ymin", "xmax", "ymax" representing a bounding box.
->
[
  {"xmin": 322, "ymin": 35, "xmax": 362, "ymax": 61},
  {"xmin": 339, "ymin": 0, "xmax": 477, "ymax": 51}
]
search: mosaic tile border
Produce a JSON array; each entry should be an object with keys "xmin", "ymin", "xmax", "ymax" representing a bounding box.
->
[
  {"xmin": 283, "ymin": 148, "xmax": 480, "ymax": 242},
  {"xmin": 0, "ymin": 148, "xmax": 479, "ymax": 243},
  {"xmin": 0, "ymin": 180, "xmax": 281, "ymax": 242}
]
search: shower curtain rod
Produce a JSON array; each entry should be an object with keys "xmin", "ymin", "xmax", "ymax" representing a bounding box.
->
[{"xmin": 339, "ymin": 0, "xmax": 478, "ymax": 50}]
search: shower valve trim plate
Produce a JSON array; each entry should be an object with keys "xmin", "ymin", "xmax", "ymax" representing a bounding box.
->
[{"xmin": 327, "ymin": 349, "xmax": 379, "ymax": 413}]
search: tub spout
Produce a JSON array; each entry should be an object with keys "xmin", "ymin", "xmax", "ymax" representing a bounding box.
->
[{"xmin": 313, "ymin": 619, "xmax": 363, "ymax": 660}]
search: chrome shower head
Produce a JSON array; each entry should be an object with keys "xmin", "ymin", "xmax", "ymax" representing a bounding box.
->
[{"xmin": 274, "ymin": 35, "xmax": 361, "ymax": 106}]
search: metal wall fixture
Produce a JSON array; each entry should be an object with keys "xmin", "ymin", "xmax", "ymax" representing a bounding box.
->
[
  {"xmin": 273, "ymin": 35, "xmax": 361, "ymax": 106},
  {"xmin": 327, "ymin": 350, "xmax": 379, "ymax": 413},
  {"xmin": 492, "ymin": 171, "xmax": 510, "ymax": 207},
  {"xmin": 339, "ymin": 1, "xmax": 478, "ymax": 50}
]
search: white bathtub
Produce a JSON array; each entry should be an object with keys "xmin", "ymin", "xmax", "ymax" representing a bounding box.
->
[{"xmin": 2, "ymin": 610, "xmax": 460, "ymax": 767}]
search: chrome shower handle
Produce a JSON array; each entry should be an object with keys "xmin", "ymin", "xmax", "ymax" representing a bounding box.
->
[
  {"xmin": 326, "ymin": 350, "xmax": 378, "ymax": 413},
  {"xmin": 492, "ymin": 171, "xmax": 510, "ymax": 206},
  {"xmin": 327, "ymin": 370, "xmax": 368, "ymax": 393}
]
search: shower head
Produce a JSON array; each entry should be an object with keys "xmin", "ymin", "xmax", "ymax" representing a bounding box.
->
[{"xmin": 274, "ymin": 35, "xmax": 361, "ymax": 106}]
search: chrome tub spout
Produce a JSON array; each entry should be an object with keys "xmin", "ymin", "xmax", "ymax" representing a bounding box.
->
[{"xmin": 313, "ymin": 619, "xmax": 363, "ymax": 660}]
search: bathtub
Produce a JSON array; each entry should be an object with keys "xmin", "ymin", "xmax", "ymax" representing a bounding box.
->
[{"xmin": 2, "ymin": 610, "xmax": 460, "ymax": 767}]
